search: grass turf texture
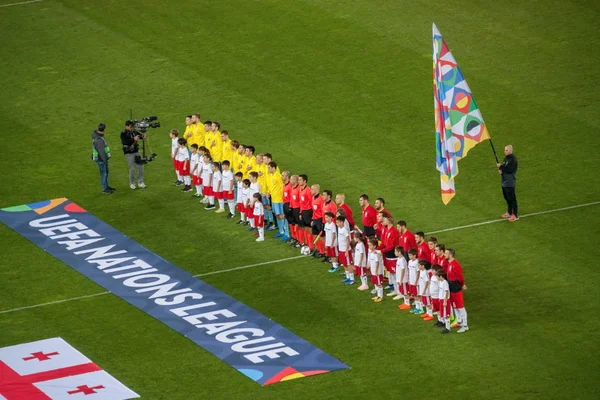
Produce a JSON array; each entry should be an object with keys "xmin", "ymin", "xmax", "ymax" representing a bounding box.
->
[{"xmin": 1, "ymin": 0, "xmax": 599, "ymax": 399}]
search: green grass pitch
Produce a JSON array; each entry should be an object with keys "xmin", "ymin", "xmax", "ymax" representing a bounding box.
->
[{"xmin": 1, "ymin": 0, "xmax": 599, "ymax": 399}]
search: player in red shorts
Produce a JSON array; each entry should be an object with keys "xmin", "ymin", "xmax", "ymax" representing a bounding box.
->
[
  {"xmin": 395, "ymin": 246, "xmax": 413, "ymax": 308},
  {"xmin": 221, "ymin": 160, "xmax": 235, "ymax": 217},
  {"xmin": 406, "ymin": 248, "xmax": 419, "ymax": 312},
  {"xmin": 429, "ymin": 265, "xmax": 443, "ymax": 327},
  {"xmin": 397, "ymin": 220, "xmax": 417, "ymax": 260},
  {"xmin": 418, "ymin": 260, "xmax": 434, "ymax": 321},
  {"xmin": 437, "ymin": 269, "xmax": 452, "ymax": 333},
  {"xmin": 353, "ymin": 232, "xmax": 368, "ymax": 290},
  {"xmin": 367, "ymin": 237, "xmax": 384, "ymax": 302},
  {"xmin": 374, "ymin": 211, "xmax": 388, "ymax": 240},
  {"xmin": 252, "ymin": 193, "xmax": 265, "ymax": 242},
  {"xmin": 323, "ymin": 212, "xmax": 337, "ymax": 264},
  {"xmin": 445, "ymin": 248, "xmax": 469, "ymax": 333},
  {"xmin": 334, "ymin": 216, "xmax": 352, "ymax": 280},
  {"xmin": 416, "ymin": 231, "xmax": 431, "ymax": 262}
]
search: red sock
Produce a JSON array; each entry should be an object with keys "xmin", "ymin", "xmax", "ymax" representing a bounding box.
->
[
  {"xmin": 297, "ymin": 230, "xmax": 303, "ymax": 245},
  {"xmin": 307, "ymin": 233, "xmax": 314, "ymax": 250},
  {"xmin": 316, "ymin": 240, "xmax": 325, "ymax": 254},
  {"xmin": 292, "ymin": 225, "xmax": 298, "ymax": 240}
]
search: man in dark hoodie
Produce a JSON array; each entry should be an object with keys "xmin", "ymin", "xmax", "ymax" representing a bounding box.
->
[
  {"xmin": 497, "ymin": 144, "xmax": 518, "ymax": 221},
  {"xmin": 92, "ymin": 123, "xmax": 114, "ymax": 194}
]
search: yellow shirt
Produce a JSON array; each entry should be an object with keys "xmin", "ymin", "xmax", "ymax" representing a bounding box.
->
[
  {"xmin": 222, "ymin": 139, "xmax": 234, "ymax": 165},
  {"xmin": 204, "ymin": 130, "xmax": 214, "ymax": 156},
  {"xmin": 210, "ymin": 130, "xmax": 223, "ymax": 162},
  {"xmin": 183, "ymin": 124, "xmax": 193, "ymax": 146},
  {"xmin": 266, "ymin": 170, "xmax": 284, "ymax": 203},
  {"xmin": 194, "ymin": 123, "xmax": 206, "ymax": 148},
  {"xmin": 245, "ymin": 155, "xmax": 257, "ymax": 179},
  {"xmin": 237, "ymin": 152, "xmax": 247, "ymax": 176},
  {"xmin": 257, "ymin": 163, "xmax": 268, "ymax": 193}
]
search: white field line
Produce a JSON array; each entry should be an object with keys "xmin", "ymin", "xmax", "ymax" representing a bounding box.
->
[
  {"xmin": 428, "ymin": 201, "xmax": 600, "ymax": 234},
  {"xmin": 0, "ymin": 0, "xmax": 43, "ymax": 8},
  {"xmin": 0, "ymin": 201, "xmax": 598, "ymax": 315}
]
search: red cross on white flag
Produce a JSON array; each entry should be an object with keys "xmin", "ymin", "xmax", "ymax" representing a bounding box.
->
[{"xmin": 0, "ymin": 338, "xmax": 139, "ymax": 399}]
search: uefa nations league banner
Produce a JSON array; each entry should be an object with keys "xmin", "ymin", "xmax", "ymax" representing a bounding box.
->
[{"xmin": 0, "ymin": 198, "xmax": 349, "ymax": 386}]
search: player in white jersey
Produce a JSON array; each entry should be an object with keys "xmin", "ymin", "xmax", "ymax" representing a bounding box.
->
[
  {"xmin": 252, "ymin": 193, "xmax": 265, "ymax": 242},
  {"xmin": 353, "ymin": 232, "xmax": 368, "ymax": 291},
  {"xmin": 234, "ymin": 173, "xmax": 246, "ymax": 224},
  {"xmin": 437, "ymin": 269, "xmax": 452, "ymax": 333},
  {"xmin": 394, "ymin": 246, "xmax": 411, "ymax": 304},
  {"xmin": 190, "ymin": 144, "xmax": 202, "ymax": 197},
  {"xmin": 210, "ymin": 162, "xmax": 223, "ymax": 212},
  {"xmin": 405, "ymin": 248, "xmax": 419, "ymax": 312},
  {"xmin": 429, "ymin": 265, "xmax": 442, "ymax": 327},
  {"xmin": 323, "ymin": 212, "xmax": 337, "ymax": 262},
  {"xmin": 417, "ymin": 260, "xmax": 432, "ymax": 319},
  {"xmin": 367, "ymin": 237, "xmax": 384, "ymax": 302},
  {"xmin": 336, "ymin": 216, "xmax": 353, "ymax": 283},
  {"xmin": 200, "ymin": 154, "xmax": 213, "ymax": 206},
  {"xmin": 175, "ymin": 138, "xmax": 192, "ymax": 192},
  {"xmin": 246, "ymin": 172, "xmax": 261, "ymax": 230},
  {"xmin": 220, "ymin": 161, "xmax": 236, "ymax": 218},
  {"xmin": 170, "ymin": 129, "xmax": 182, "ymax": 185}
]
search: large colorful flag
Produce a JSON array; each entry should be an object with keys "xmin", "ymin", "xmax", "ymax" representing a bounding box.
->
[
  {"xmin": 0, "ymin": 338, "xmax": 139, "ymax": 400},
  {"xmin": 433, "ymin": 23, "xmax": 490, "ymax": 204}
]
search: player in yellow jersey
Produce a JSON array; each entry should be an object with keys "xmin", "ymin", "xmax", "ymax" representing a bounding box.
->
[
  {"xmin": 191, "ymin": 113, "xmax": 205, "ymax": 148},
  {"xmin": 256, "ymin": 154, "xmax": 275, "ymax": 230},
  {"xmin": 183, "ymin": 115, "xmax": 193, "ymax": 148},
  {"xmin": 203, "ymin": 120, "xmax": 214, "ymax": 157},
  {"xmin": 209, "ymin": 121, "xmax": 223, "ymax": 162},
  {"xmin": 221, "ymin": 130, "xmax": 234, "ymax": 166},
  {"xmin": 244, "ymin": 145, "xmax": 257, "ymax": 179},
  {"xmin": 230, "ymin": 140, "xmax": 240, "ymax": 173},
  {"xmin": 237, "ymin": 144, "xmax": 247, "ymax": 177},
  {"xmin": 266, "ymin": 161, "xmax": 289, "ymax": 239}
]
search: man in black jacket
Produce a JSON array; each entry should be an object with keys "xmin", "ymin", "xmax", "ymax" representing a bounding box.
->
[
  {"xmin": 92, "ymin": 123, "xmax": 115, "ymax": 194},
  {"xmin": 497, "ymin": 144, "xmax": 518, "ymax": 222},
  {"xmin": 120, "ymin": 120, "xmax": 146, "ymax": 190}
]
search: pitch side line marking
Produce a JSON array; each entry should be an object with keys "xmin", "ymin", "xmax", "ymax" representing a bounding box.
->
[
  {"xmin": 0, "ymin": 0, "xmax": 43, "ymax": 8},
  {"xmin": 428, "ymin": 201, "xmax": 600, "ymax": 234},
  {"xmin": 0, "ymin": 292, "xmax": 109, "ymax": 315},
  {"xmin": 1, "ymin": 201, "xmax": 598, "ymax": 315},
  {"xmin": 193, "ymin": 255, "xmax": 305, "ymax": 277}
]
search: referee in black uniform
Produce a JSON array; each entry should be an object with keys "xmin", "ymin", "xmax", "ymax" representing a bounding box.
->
[{"xmin": 497, "ymin": 144, "xmax": 519, "ymax": 221}]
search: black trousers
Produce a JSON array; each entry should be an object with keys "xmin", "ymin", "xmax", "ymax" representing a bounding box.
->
[{"xmin": 502, "ymin": 186, "xmax": 518, "ymax": 216}]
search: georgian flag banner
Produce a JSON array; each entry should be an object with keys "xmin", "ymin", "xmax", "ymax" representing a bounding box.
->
[
  {"xmin": 0, "ymin": 338, "xmax": 139, "ymax": 400},
  {"xmin": 433, "ymin": 23, "xmax": 491, "ymax": 204}
]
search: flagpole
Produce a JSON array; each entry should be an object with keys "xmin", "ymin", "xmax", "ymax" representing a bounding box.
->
[{"xmin": 488, "ymin": 136, "xmax": 500, "ymax": 164}]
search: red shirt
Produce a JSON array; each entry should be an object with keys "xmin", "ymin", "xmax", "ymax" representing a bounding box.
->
[
  {"xmin": 290, "ymin": 185, "xmax": 300, "ymax": 208},
  {"xmin": 362, "ymin": 205, "xmax": 377, "ymax": 228},
  {"xmin": 374, "ymin": 223, "xmax": 384, "ymax": 239},
  {"xmin": 437, "ymin": 256, "xmax": 449, "ymax": 272},
  {"xmin": 322, "ymin": 200, "xmax": 337, "ymax": 222},
  {"xmin": 312, "ymin": 195, "xmax": 324, "ymax": 220},
  {"xmin": 283, "ymin": 182, "xmax": 292, "ymax": 205},
  {"xmin": 377, "ymin": 207, "xmax": 390, "ymax": 217},
  {"xmin": 299, "ymin": 185, "xmax": 312, "ymax": 211},
  {"xmin": 378, "ymin": 226, "xmax": 399, "ymax": 258},
  {"xmin": 399, "ymin": 229, "xmax": 417, "ymax": 253},
  {"xmin": 418, "ymin": 241, "xmax": 431, "ymax": 262},
  {"xmin": 429, "ymin": 250, "xmax": 437, "ymax": 265},
  {"xmin": 447, "ymin": 259, "xmax": 465, "ymax": 286},
  {"xmin": 339, "ymin": 203, "xmax": 355, "ymax": 228}
]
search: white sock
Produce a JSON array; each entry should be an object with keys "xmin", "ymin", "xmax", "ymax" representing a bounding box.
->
[
  {"xmin": 389, "ymin": 273, "xmax": 396, "ymax": 287},
  {"xmin": 348, "ymin": 272, "xmax": 354, "ymax": 281},
  {"xmin": 240, "ymin": 213, "xmax": 245, "ymax": 222},
  {"xmin": 445, "ymin": 318, "xmax": 451, "ymax": 330},
  {"xmin": 258, "ymin": 227, "xmax": 264, "ymax": 239},
  {"xmin": 458, "ymin": 308, "xmax": 468, "ymax": 327},
  {"xmin": 250, "ymin": 219, "xmax": 255, "ymax": 228},
  {"xmin": 195, "ymin": 185, "xmax": 201, "ymax": 194},
  {"xmin": 176, "ymin": 171, "xmax": 180, "ymax": 180},
  {"xmin": 332, "ymin": 262, "xmax": 339, "ymax": 269},
  {"xmin": 427, "ymin": 307, "xmax": 433, "ymax": 317},
  {"xmin": 208, "ymin": 196, "xmax": 214, "ymax": 204},
  {"xmin": 376, "ymin": 287, "xmax": 383, "ymax": 298},
  {"xmin": 404, "ymin": 297, "xmax": 411, "ymax": 305},
  {"xmin": 228, "ymin": 200, "xmax": 236, "ymax": 215},
  {"xmin": 361, "ymin": 276, "xmax": 368, "ymax": 286},
  {"xmin": 218, "ymin": 199, "xmax": 225, "ymax": 209},
  {"xmin": 183, "ymin": 176, "xmax": 190, "ymax": 185}
]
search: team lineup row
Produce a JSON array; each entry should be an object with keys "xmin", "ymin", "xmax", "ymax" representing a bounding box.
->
[{"xmin": 168, "ymin": 116, "xmax": 469, "ymax": 334}]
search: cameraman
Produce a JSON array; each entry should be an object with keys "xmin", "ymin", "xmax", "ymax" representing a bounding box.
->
[{"xmin": 120, "ymin": 120, "xmax": 146, "ymax": 189}]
